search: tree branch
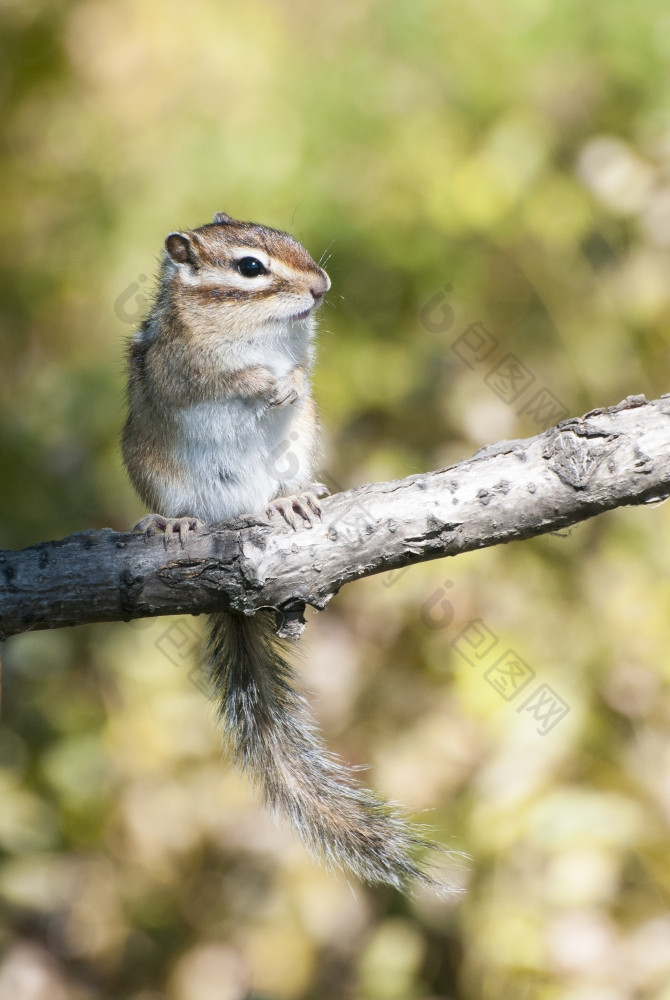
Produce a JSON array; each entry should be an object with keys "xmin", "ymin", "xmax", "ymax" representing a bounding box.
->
[{"xmin": 2, "ymin": 393, "xmax": 669, "ymax": 641}]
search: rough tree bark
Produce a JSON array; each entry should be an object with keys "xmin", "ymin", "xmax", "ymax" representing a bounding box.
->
[{"xmin": 1, "ymin": 393, "xmax": 669, "ymax": 642}]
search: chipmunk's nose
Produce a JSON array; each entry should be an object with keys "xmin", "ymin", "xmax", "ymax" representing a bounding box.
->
[{"xmin": 311, "ymin": 270, "xmax": 331, "ymax": 301}]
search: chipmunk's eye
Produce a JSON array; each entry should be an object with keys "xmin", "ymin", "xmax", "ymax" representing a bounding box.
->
[{"xmin": 236, "ymin": 256, "xmax": 267, "ymax": 278}]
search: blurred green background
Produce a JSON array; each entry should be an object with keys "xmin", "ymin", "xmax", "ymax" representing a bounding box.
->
[{"xmin": 2, "ymin": 1, "xmax": 670, "ymax": 997}]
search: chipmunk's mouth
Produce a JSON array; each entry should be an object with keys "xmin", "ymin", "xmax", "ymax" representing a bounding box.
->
[{"xmin": 291, "ymin": 308, "xmax": 312, "ymax": 321}]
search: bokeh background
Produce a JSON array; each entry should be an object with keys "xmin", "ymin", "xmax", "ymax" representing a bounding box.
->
[{"xmin": 2, "ymin": 1, "xmax": 670, "ymax": 997}]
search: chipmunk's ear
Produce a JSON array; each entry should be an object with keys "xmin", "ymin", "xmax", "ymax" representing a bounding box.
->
[
  {"xmin": 165, "ymin": 232, "xmax": 199, "ymax": 267},
  {"xmin": 212, "ymin": 211, "xmax": 233, "ymax": 224}
]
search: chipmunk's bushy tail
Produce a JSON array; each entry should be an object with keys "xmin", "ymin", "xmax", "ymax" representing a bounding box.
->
[{"xmin": 206, "ymin": 610, "xmax": 442, "ymax": 890}]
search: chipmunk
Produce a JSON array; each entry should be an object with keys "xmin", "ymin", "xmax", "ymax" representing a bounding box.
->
[{"xmin": 122, "ymin": 212, "xmax": 439, "ymax": 890}]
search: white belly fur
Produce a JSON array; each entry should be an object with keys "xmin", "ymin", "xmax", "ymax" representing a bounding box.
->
[{"xmin": 164, "ymin": 395, "xmax": 314, "ymax": 522}]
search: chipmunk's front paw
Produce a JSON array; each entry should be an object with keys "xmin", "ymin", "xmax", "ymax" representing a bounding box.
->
[
  {"xmin": 133, "ymin": 514, "xmax": 203, "ymax": 548},
  {"xmin": 266, "ymin": 482, "xmax": 330, "ymax": 529},
  {"xmin": 267, "ymin": 368, "xmax": 304, "ymax": 409},
  {"xmin": 267, "ymin": 382, "xmax": 298, "ymax": 408}
]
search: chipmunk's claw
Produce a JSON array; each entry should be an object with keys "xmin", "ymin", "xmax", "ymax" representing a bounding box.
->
[
  {"xmin": 133, "ymin": 514, "xmax": 203, "ymax": 548},
  {"xmin": 266, "ymin": 483, "xmax": 329, "ymax": 529}
]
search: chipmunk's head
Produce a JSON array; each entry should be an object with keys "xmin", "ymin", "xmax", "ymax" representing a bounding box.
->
[{"xmin": 162, "ymin": 211, "xmax": 330, "ymax": 332}]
